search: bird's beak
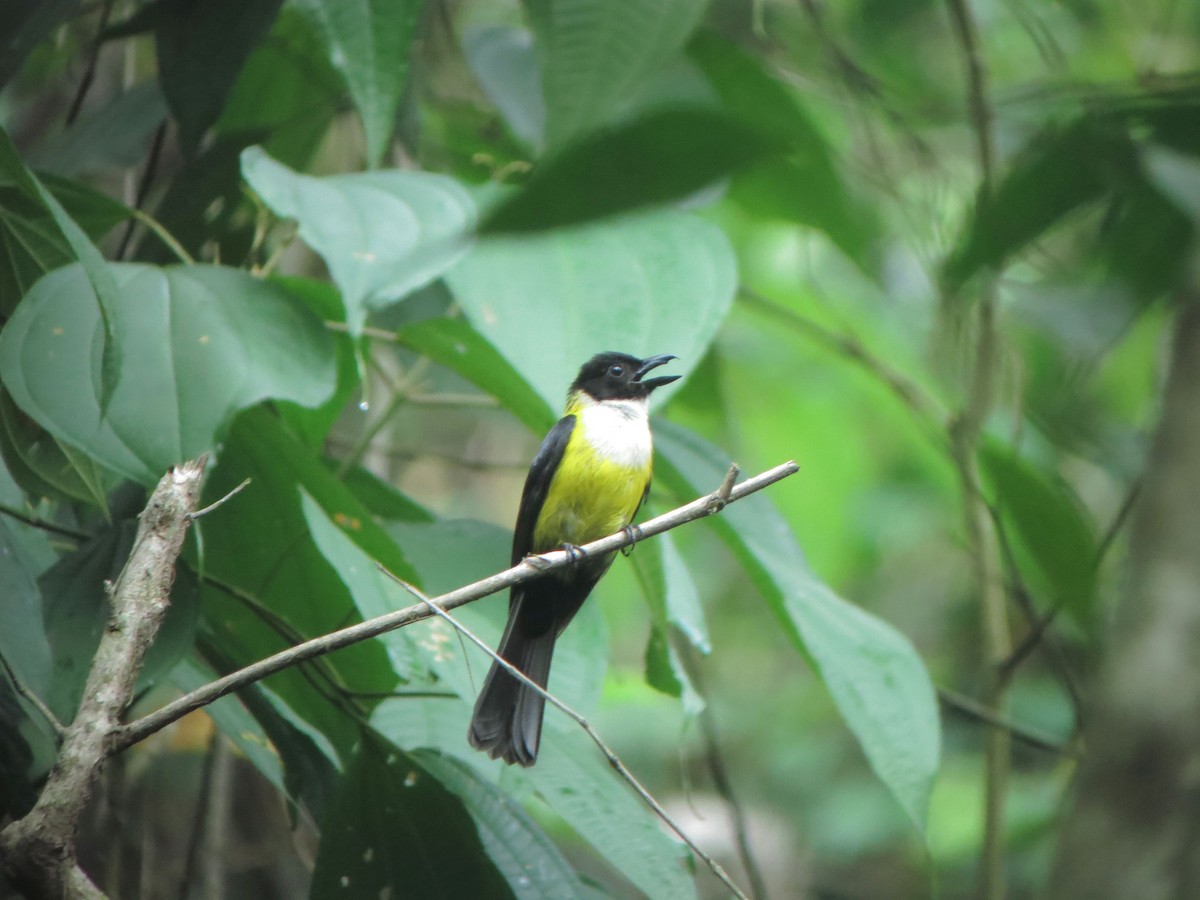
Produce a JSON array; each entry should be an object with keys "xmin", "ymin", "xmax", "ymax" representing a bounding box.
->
[{"xmin": 634, "ymin": 354, "xmax": 681, "ymax": 390}]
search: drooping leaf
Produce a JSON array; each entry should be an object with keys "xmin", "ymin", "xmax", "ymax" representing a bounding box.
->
[
  {"xmin": 292, "ymin": 0, "xmax": 425, "ymax": 167},
  {"xmin": 654, "ymin": 419, "xmax": 940, "ymax": 832},
  {"xmin": 0, "ymin": 263, "xmax": 337, "ymax": 485},
  {"xmin": 412, "ymin": 750, "xmax": 589, "ymax": 900},
  {"xmin": 533, "ymin": 0, "xmax": 708, "ymax": 150},
  {"xmin": 153, "ymin": 0, "xmax": 284, "ymax": 153},
  {"xmin": 0, "ymin": 518, "xmax": 56, "ymax": 698},
  {"xmin": 241, "ymin": 147, "xmax": 476, "ymax": 336},
  {"xmin": 310, "ymin": 733, "xmax": 512, "ymax": 899},
  {"xmin": 446, "ymin": 209, "xmax": 736, "ymax": 411},
  {"xmin": 0, "ymin": 391, "xmax": 111, "ymax": 508},
  {"xmin": 979, "ymin": 441, "xmax": 1098, "ymax": 628},
  {"xmin": 0, "ymin": 126, "xmax": 124, "ymax": 407},
  {"xmin": 481, "ymin": 106, "xmax": 773, "ymax": 233}
]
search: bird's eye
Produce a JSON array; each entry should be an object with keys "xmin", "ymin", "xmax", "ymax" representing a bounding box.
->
[{"xmin": 608, "ymin": 365, "xmax": 624, "ymax": 377}]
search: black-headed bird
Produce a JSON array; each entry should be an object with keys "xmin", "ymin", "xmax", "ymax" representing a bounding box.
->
[{"xmin": 468, "ymin": 352, "xmax": 680, "ymax": 765}]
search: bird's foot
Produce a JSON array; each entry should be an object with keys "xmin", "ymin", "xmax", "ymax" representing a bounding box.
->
[
  {"xmin": 620, "ymin": 523, "xmax": 644, "ymax": 557},
  {"xmin": 559, "ymin": 542, "xmax": 587, "ymax": 564}
]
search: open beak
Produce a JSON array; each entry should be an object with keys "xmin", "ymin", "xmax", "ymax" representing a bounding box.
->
[{"xmin": 634, "ymin": 354, "xmax": 681, "ymax": 390}]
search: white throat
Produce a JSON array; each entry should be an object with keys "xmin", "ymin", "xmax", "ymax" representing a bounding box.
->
[{"xmin": 575, "ymin": 395, "xmax": 652, "ymax": 468}]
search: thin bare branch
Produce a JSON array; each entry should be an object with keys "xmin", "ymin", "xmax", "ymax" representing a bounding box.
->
[
  {"xmin": 113, "ymin": 461, "xmax": 799, "ymax": 753},
  {"xmin": 188, "ymin": 477, "xmax": 251, "ymax": 520}
]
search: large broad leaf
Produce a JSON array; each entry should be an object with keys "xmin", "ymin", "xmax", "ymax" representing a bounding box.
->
[
  {"xmin": 0, "ymin": 390, "xmax": 111, "ymax": 508},
  {"xmin": 0, "ymin": 263, "xmax": 336, "ymax": 485},
  {"xmin": 979, "ymin": 441, "xmax": 1098, "ymax": 628},
  {"xmin": 654, "ymin": 420, "xmax": 940, "ymax": 832},
  {"xmin": 292, "ymin": 0, "xmax": 425, "ymax": 167},
  {"xmin": 0, "ymin": 519, "xmax": 56, "ymax": 698},
  {"xmin": 310, "ymin": 733, "xmax": 512, "ymax": 899},
  {"xmin": 481, "ymin": 106, "xmax": 775, "ymax": 233},
  {"xmin": 531, "ymin": 0, "xmax": 708, "ymax": 150},
  {"xmin": 689, "ymin": 30, "xmax": 879, "ymax": 268},
  {"xmin": 154, "ymin": 0, "xmax": 284, "ymax": 153},
  {"xmin": 241, "ymin": 147, "xmax": 476, "ymax": 336},
  {"xmin": 445, "ymin": 209, "xmax": 736, "ymax": 410}
]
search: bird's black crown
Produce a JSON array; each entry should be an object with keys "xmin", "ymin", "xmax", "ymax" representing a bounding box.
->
[{"xmin": 570, "ymin": 352, "xmax": 680, "ymax": 401}]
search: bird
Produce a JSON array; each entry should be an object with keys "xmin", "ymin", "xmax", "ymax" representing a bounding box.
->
[{"xmin": 468, "ymin": 351, "xmax": 680, "ymax": 766}]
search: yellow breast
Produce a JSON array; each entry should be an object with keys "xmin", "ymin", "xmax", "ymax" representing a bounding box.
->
[{"xmin": 532, "ymin": 404, "xmax": 652, "ymax": 551}]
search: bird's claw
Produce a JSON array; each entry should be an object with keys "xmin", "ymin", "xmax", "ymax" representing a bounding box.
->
[
  {"xmin": 559, "ymin": 542, "xmax": 587, "ymax": 564},
  {"xmin": 620, "ymin": 523, "xmax": 643, "ymax": 557}
]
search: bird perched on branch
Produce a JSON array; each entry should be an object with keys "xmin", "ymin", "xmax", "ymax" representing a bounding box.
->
[{"xmin": 468, "ymin": 352, "xmax": 680, "ymax": 766}]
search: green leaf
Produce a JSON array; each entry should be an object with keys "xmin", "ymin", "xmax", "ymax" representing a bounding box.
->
[
  {"xmin": 412, "ymin": 750, "xmax": 589, "ymax": 900},
  {"xmin": 301, "ymin": 491, "xmax": 424, "ymax": 680},
  {"xmin": 689, "ymin": 30, "xmax": 878, "ymax": 267},
  {"xmin": 979, "ymin": 442, "xmax": 1098, "ymax": 628},
  {"xmin": 0, "ymin": 263, "xmax": 336, "ymax": 485},
  {"xmin": 461, "ymin": 25, "xmax": 545, "ymax": 149},
  {"xmin": 631, "ymin": 530, "xmax": 710, "ymax": 654},
  {"xmin": 481, "ymin": 106, "xmax": 774, "ymax": 233},
  {"xmin": 446, "ymin": 210, "xmax": 735, "ymax": 411},
  {"xmin": 0, "ymin": 0, "xmax": 80, "ymax": 89},
  {"xmin": 393, "ymin": 318, "xmax": 554, "ymax": 433},
  {"xmin": 0, "ymin": 126, "xmax": 124, "ymax": 408},
  {"xmin": 531, "ymin": 728, "xmax": 695, "ymax": 899},
  {"xmin": 192, "ymin": 407, "xmax": 413, "ymax": 724},
  {"xmin": 0, "ymin": 391, "xmax": 112, "ymax": 508},
  {"xmin": 241, "ymin": 147, "xmax": 477, "ymax": 336},
  {"xmin": 943, "ymin": 117, "xmax": 1132, "ymax": 290},
  {"xmin": 534, "ymin": 0, "xmax": 708, "ymax": 150},
  {"xmin": 30, "ymin": 83, "xmax": 168, "ymax": 178},
  {"xmin": 216, "ymin": 8, "xmax": 343, "ymax": 169},
  {"xmin": 310, "ymin": 733, "xmax": 513, "ymax": 899},
  {"xmin": 292, "ymin": 0, "xmax": 425, "ymax": 167},
  {"xmin": 154, "ymin": 0, "xmax": 284, "ymax": 152},
  {"xmin": 654, "ymin": 419, "xmax": 940, "ymax": 832},
  {"xmin": 0, "ymin": 518, "xmax": 56, "ymax": 698}
]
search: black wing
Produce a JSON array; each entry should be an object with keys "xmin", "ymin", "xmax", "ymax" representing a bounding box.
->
[{"xmin": 511, "ymin": 415, "xmax": 576, "ymax": 566}]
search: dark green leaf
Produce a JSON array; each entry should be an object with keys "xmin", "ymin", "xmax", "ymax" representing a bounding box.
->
[
  {"xmin": 413, "ymin": 750, "xmax": 589, "ymax": 900},
  {"xmin": 654, "ymin": 419, "xmax": 940, "ymax": 832},
  {"xmin": 241, "ymin": 147, "xmax": 477, "ymax": 336},
  {"xmin": 980, "ymin": 441, "xmax": 1098, "ymax": 628},
  {"xmin": 446, "ymin": 210, "xmax": 735, "ymax": 411},
  {"xmin": 154, "ymin": 0, "xmax": 284, "ymax": 153},
  {"xmin": 481, "ymin": 106, "xmax": 774, "ymax": 233},
  {"xmin": 0, "ymin": 518, "xmax": 55, "ymax": 697},
  {"xmin": 336, "ymin": 464, "xmax": 433, "ymax": 523},
  {"xmin": 0, "ymin": 391, "xmax": 112, "ymax": 507},
  {"xmin": 0, "ymin": 0, "xmax": 80, "ymax": 89},
  {"xmin": 292, "ymin": 0, "xmax": 425, "ymax": 167},
  {"xmin": 310, "ymin": 733, "xmax": 513, "ymax": 899},
  {"xmin": 0, "ymin": 263, "xmax": 337, "ymax": 485},
  {"xmin": 943, "ymin": 117, "xmax": 1133, "ymax": 290},
  {"xmin": 30, "ymin": 83, "xmax": 168, "ymax": 178}
]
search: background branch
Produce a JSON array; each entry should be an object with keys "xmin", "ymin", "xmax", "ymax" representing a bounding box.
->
[
  {"xmin": 0, "ymin": 458, "xmax": 208, "ymax": 899},
  {"xmin": 113, "ymin": 461, "xmax": 799, "ymax": 753}
]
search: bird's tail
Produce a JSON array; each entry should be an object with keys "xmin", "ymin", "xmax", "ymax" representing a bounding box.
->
[{"xmin": 467, "ymin": 601, "xmax": 556, "ymax": 766}]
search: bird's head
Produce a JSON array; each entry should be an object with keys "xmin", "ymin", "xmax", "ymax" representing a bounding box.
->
[{"xmin": 569, "ymin": 352, "xmax": 680, "ymax": 403}]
